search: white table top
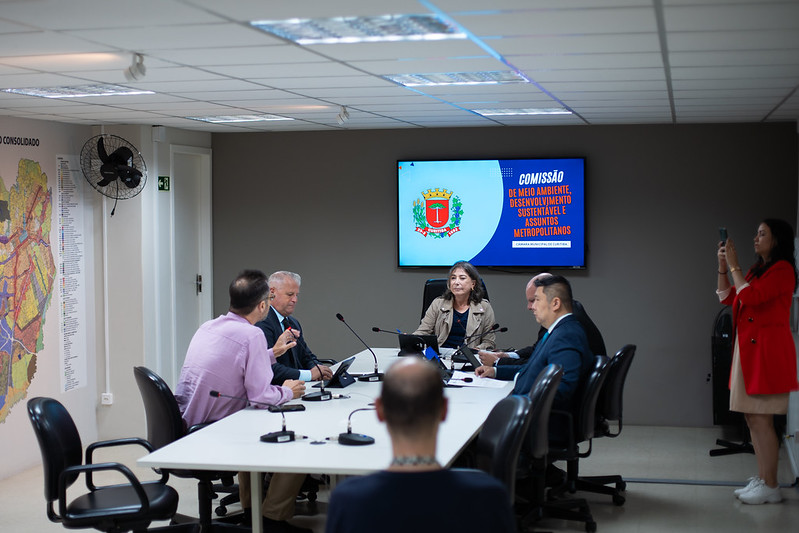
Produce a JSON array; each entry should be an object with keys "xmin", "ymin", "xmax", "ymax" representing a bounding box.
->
[{"xmin": 138, "ymin": 348, "xmax": 512, "ymax": 476}]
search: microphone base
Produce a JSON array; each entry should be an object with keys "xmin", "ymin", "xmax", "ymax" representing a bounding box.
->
[
  {"xmin": 338, "ymin": 432, "xmax": 375, "ymax": 446},
  {"xmin": 260, "ymin": 430, "xmax": 295, "ymax": 443},
  {"xmin": 302, "ymin": 391, "xmax": 332, "ymax": 402},
  {"xmin": 357, "ymin": 372, "xmax": 384, "ymax": 382}
]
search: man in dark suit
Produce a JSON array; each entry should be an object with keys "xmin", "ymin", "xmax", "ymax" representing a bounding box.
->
[
  {"xmin": 478, "ymin": 272, "xmax": 605, "ymax": 367},
  {"xmin": 476, "ymin": 274, "xmax": 593, "ymax": 414},
  {"xmin": 255, "ymin": 271, "xmax": 333, "ymax": 385}
]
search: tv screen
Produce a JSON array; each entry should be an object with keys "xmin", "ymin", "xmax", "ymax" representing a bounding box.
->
[{"xmin": 398, "ymin": 158, "xmax": 585, "ymax": 268}]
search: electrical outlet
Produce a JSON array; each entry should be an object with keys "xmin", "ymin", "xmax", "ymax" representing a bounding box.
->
[{"xmin": 101, "ymin": 393, "xmax": 113, "ymax": 405}]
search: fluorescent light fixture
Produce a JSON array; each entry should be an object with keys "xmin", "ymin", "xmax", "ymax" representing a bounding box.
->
[
  {"xmin": 251, "ymin": 14, "xmax": 465, "ymax": 45},
  {"xmin": 2, "ymin": 84, "xmax": 154, "ymax": 98},
  {"xmin": 474, "ymin": 108, "xmax": 573, "ymax": 116},
  {"xmin": 385, "ymin": 71, "xmax": 527, "ymax": 87},
  {"xmin": 185, "ymin": 114, "xmax": 293, "ymax": 123}
]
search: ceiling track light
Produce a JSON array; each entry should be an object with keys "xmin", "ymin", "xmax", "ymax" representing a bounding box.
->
[
  {"xmin": 336, "ymin": 106, "xmax": 349, "ymax": 125},
  {"xmin": 124, "ymin": 53, "xmax": 146, "ymax": 81}
]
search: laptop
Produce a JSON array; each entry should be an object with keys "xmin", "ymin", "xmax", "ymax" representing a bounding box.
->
[{"xmin": 398, "ymin": 334, "xmax": 440, "ymax": 357}]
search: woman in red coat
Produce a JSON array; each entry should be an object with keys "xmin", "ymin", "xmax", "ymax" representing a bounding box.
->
[{"xmin": 717, "ymin": 218, "xmax": 798, "ymax": 504}]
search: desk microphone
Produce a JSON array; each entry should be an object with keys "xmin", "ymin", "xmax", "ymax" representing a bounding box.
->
[
  {"xmin": 209, "ymin": 390, "xmax": 299, "ymax": 443},
  {"xmin": 333, "ymin": 407, "xmax": 376, "ymax": 446},
  {"xmin": 337, "ymin": 313, "xmax": 383, "ymax": 382},
  {"xmin": 302, "ymin": 360, "xmax": 333, "ymax": 402},
  {"xmin": 372, "ymin": 327, "xmax": 401, "ymax": 335}
]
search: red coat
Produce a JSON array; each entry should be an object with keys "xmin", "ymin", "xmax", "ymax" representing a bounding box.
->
[{"xmin": 721, "ymin": 260, "xmax": 799, "ymax": 395}]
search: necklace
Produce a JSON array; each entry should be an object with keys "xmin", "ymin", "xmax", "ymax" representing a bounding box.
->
[{"xmin": 390, "ymin": 455, "xmax": 440, "ymax": 467}]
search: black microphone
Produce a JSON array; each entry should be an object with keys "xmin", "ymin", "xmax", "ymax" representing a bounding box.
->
[
  {"xmin": 209, "ymin": 390, "xmax": 299, "ymax": 443},
  {"xmin": 372, "ymin": 327, "xmax": 401, "ymax": 335},
  {"xmin": 337, "ymin": 313, "xmax": 383, "ymax": 382},
  {"xmin": 331, "ymin": 407, "xmax": 376, "ymax": 446},
  {"xmin": 302, "ymin": 358, "xmax": 333, "ymax": 402}
]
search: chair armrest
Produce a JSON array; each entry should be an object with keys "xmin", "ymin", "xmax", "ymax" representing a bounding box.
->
[
  {"xmin": 60, "ymin": 462, "xmax": 150, "ymax": 519},
  {"xmin": 85, "ymin": 438, "xmax": 166, "ymax": 489}
]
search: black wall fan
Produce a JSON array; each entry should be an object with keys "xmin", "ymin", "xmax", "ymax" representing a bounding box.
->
[{"xmin": 80, "ymin": 134, "xmax": 148, "ymax": 215}]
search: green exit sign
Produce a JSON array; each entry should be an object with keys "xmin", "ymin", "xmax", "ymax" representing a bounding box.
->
[{"xmin": 158, "ymin": 176, "xmax": 170, "ymax": 191}]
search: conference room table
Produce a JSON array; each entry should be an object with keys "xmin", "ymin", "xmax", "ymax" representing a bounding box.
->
[{"xmin": 138, "ymin": 348, "xmax": 513, "ymax": 533}]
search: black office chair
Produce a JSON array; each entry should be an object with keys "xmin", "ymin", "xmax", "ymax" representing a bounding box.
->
[
  {"xmin": 572, "ymin": 344, "xmax": 636, "ymax": 505},
  {"xmin": 421, "ymin": 277, "xmax": 489, "ymax": 320},
  {"xmin": 474, "ymin": 395, "xmax": 533, "ymax": 502},
  {"xmin": 522, "ymin": 355, "xmax": 610, "ymax": 533},
  {"xmin": 133, "ymin": 367, "xmax": 249, "ymax": 532},
  {"xmin": 27, "ymin": 396, "xmax": 192, "ymax": 533}
]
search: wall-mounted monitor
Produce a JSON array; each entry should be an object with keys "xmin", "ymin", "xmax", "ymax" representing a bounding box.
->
[{"xmin": 398, "ymin": 158, "xmax": 585, "ymax": 268}]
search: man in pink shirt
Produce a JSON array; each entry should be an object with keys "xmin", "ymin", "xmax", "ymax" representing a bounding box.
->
[{"xmin": 175, "ymin": 269, "xmax": 310, "ymax": 533}]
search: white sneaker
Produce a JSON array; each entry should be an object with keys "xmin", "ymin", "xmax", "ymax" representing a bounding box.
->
[
  {"xmin": 734, "ymin": 476, "xmax": 761, "ymax": 497},
  {"xmin": 738, "ymin": 480, "xmax": 783, "ymax": 504}
]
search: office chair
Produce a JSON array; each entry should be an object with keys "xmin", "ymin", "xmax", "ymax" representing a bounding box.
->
[
  {"xmin": 522, "ymin": 355, "xmax": 610, "ymax": 533},
  {"xmin": 572, "ymin": 344, "xmax": 636, "ymax": 505},
  {"xmin": 133, "ymin": 367, "xmax": 250, "ymax": 532},
  {"xmin": 27, "ymin": 396, "xmax": 192, "ymax": 533},
  {"xmin": 420, "ymin": 277, "xmax": 489, "ymax": 320},
  {"xmin": 474, "ymin": 395, "xmax": 533, "ymax": 502}
]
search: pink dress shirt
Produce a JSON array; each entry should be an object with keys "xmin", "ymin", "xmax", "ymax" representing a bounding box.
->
[{"xmin": 175, "ymin": 312, "xmax": 293, "ymax": 427}]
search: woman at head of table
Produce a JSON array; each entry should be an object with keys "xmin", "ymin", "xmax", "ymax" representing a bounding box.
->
[{"xmin": 413, "ymin": 261, "xmax": 496, "ymax": 351}]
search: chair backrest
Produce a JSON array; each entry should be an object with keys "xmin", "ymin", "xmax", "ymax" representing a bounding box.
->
[
  {"xmin": 574, "ymin": 355, "xmax": 611, "ymax": 443},
  {"xmin": 421, "ymin": 277, "xmax": 489, "ymax": 320},
  {"xmin": 475, "ymin": 395, "xmax": 533, "ymax": 500},
  {"xmin": 526, "ymin": 364, "xmax": 564, "ymax": 460},
  {"xmin": 133, "ymin": 366, "xmax": 186, "ymax": 450},
  {"xmin": 597, "ymin": 344, "xmax": 636, "ymax": 425},
  {"xmin": 27, "ymin": 397, "xmax": 83, "ymax": 503}
]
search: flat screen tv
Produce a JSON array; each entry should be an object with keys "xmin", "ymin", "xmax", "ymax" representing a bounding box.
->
[{"xmin": 398, "ymin": 158, "xmax": 585, "ymax": 268}]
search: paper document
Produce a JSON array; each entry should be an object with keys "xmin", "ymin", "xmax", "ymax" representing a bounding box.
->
[{"xmin": 448, "ymin": 370, "xmax": 508, "ymax": 388}]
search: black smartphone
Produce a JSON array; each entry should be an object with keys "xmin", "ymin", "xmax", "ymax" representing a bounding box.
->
[
  {"xmin": 268, "ymin": 404, "xmax": 306, "ymax": 413},
  {"xmin": 719, "ymin": 227, "xmax": 727, "ymax": 243}
]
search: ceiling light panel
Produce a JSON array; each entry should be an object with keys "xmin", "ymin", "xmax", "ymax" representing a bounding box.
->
[
  {"xmin": 385, "ymin": 71, "xmax": 527, "ymax": 87},
  {"xmin": 251, "ymin": 14, "xmax": 466, "ymax": 45},
  {"xmin": 2, "ymin": 84, "xmax": 154, "ymax": 98}
]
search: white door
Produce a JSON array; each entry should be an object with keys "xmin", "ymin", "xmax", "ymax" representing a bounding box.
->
[{"xmin": 172, "ymin": 147, "xmax": 212, "ymax": 380}]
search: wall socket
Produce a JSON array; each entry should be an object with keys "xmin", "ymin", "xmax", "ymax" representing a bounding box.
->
[{"xmin": 101, "ymin": 393, "xmax": 113, "ymax": 405}]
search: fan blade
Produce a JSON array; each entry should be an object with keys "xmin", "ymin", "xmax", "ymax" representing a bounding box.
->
[{"xmin": 97, "ymin": 136, "xmax": 110, "ymax": 163}]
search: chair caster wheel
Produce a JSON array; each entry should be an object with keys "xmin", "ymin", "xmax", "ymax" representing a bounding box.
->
[
  {"xmin": 613, "ymin": 494, "xmax": 626, "ymax": 506},
  {"xmin": 586, "ymin": 520, "xmax": 597, "ymax": 532},
  {"xmin": 215, "ymin": 506, "xmax": 227, "ymax": 516}
]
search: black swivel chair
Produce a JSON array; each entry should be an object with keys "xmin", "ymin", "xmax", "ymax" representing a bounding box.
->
[
  {"xmin": 27, "ymin": 396, "xmax": 193, "ymax": 533},
  {"xmin": 523, "ymin": 355, "xmax": 610, "ymax": 533},
  {"xmin": 421, "ymin": 277, "xmax": 489, "ymax": 320},
  {"xmin": 133, "ymin": 366, "xmax": 250, "ymax": 532},
  {"xmin": 474, "ymin": 395, "xmax": 533, "ymax": 502},
  {"xmin": 572, "ymin": 344, "xmax": 636, "ymax": 505}
]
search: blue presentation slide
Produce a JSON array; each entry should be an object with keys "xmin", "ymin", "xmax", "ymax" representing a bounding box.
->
[{"xmin": 398, "ymin": 158, "xmax": 584, "ymax": 267}]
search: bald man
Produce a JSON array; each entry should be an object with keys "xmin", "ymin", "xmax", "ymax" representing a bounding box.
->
[{"xmin": 325, "ymin": 358, "xmax": 515, "ymax": 533}]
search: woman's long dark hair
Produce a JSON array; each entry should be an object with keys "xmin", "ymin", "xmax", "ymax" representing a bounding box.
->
[
  {"xmin": 441, "ymin": 261, "xmax": 485, "ymax": 304},
  {"xmin": 748, "ymin": 218, "xmax": 798, "ymax": 289}
]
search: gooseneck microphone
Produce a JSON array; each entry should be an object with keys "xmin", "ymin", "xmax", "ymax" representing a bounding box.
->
[
  {"xmin": 302, "ymin": 359, "xmax": 333, "ymax": 402},
  {"xmin": 336, "ymin": 407, "xmax": 376, "ymax": 446},
  {"xmin": 372, "ymin": 327, "xmax": 401, "ymax": 335},
  {"xmin": 209, "ymin": 390, "xmax": 297, "ymax": 443},
  {"xmin": 337, "ymin": 313, "xmax": 383, "ymax": 382}
]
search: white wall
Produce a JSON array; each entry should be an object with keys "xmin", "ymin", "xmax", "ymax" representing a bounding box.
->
[{"xmin": 0, "ymin": 118, "xmax": 211, "ymax": 479}]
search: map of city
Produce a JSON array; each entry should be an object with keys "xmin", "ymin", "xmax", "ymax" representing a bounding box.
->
[{"xmin": 0, "ymin": 159, "xmax": 55, "ymax": 423}]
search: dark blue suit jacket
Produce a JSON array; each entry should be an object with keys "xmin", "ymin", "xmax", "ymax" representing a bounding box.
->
[
  {"xmin": 255, "ymin": 307, "xmax": 320, "ymax": 384},
  {"xmin": 495, "ymin": 314, "xmax": 593, "ymax": 411}
]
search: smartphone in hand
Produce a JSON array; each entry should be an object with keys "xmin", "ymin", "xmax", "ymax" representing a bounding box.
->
[{"xmin": 719, "ymin": 227, "xmax": 727, "ymax": 243}]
